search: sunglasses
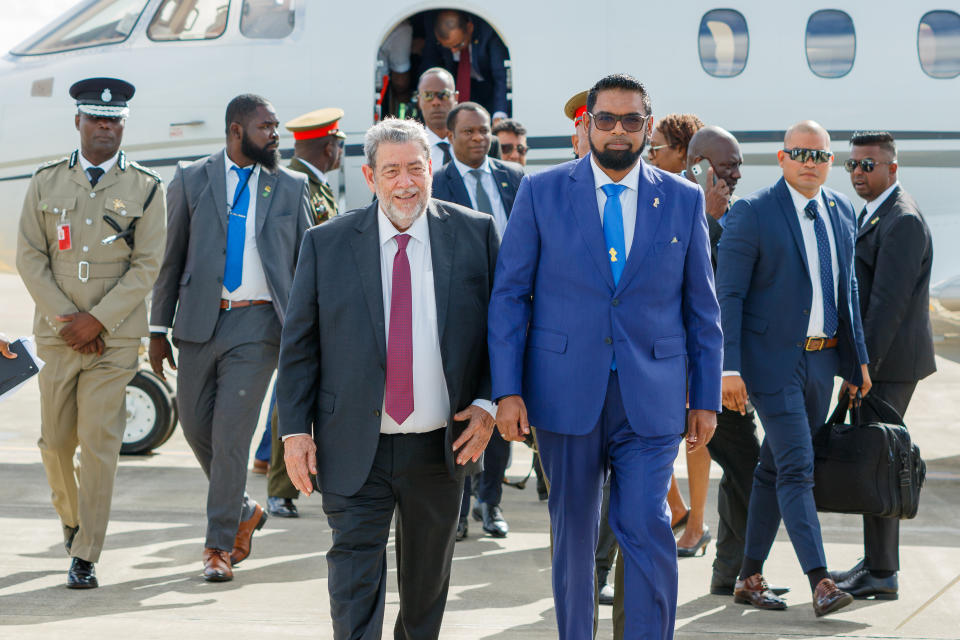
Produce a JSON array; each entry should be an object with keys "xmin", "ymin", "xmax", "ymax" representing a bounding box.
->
[
  {"xmin": 783, "ymin": 148, "xmax": 834, "ymax": 164},
  {"xmin": 417, "ymin": 89, "xmax": 456, "ymax": 102},
  {"xmin": 500, "ymin": 143, "xmax": 528, "ymax": 156},
  {"xmin": 843, "ymin": 158, "xmax": 891, "ymax": 173},
  {"xmin": 647, "ymin": 143, "xmax": 669, "ymax": 157},
  {"xmin": 589, "ymin": 111, "xmax": 650, "ymax": 132}
]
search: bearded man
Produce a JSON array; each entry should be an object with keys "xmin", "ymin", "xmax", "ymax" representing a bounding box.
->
[
  {"xmin": 149, "ymin": 94, "xmax": 312, "ymax": 582},
  {"xmin": 277, "ymin": 117, "xmax": 500, "ymax": 639}
]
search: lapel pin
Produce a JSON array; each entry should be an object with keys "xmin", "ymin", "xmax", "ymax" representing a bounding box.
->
[
  {"xmin": 829, "ymin": 200, "xmax": 836, "ymax": 206},
  {"xmin": 501, "ymin": 182, "xmax": 508, "ymax": 188},
  {"xmin": 609, "ymin": 248, "xmax": 618, "ymax": 263},
  {"xmin": 671, "ymin": 236, "xmax": 678, "ymax": 244},
  {"xmin": 652, "ymin": 197, "xmax": 660, "ymax": 208},
  {"xmin": 262, "ymin": 185, "xmax": 272, "ymax": 198},
  {"xmin": 871, "ymin": 217, "xmax": 879, "ymax": 225}
]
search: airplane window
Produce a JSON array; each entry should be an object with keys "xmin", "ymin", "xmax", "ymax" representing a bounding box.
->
[
  {"xmin": 805, "ymin": 10, "xmax": 856, "ymax": 78},
  {"xmin": 241, "ymin": 0, "xmax": 295, "ymax": 39},
  {"xmin": 148, "ymin": 0, "xmax": 229, "ymax": 41},
  {"xmin": 698, "ymin": 10, "xmax": 748, "ymax": 77},
  {"xmin": 918, "ymin": 10, "xmax": 960, "ymax": 78},
  {"xmin": 10, "ymin": 0, "xmax": 148, "ymax": 56}
]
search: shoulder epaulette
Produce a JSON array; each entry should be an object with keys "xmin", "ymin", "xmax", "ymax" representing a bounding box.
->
[
  {"xmin": 130, "ymin": 160, "xmax": 161, "ymax": 183},
  {"xmin": 35, "ymin": 155, "xmax": 69, "ymax": 175}
]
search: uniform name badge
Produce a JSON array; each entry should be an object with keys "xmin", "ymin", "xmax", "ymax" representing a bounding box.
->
[{"xmin": 57, "ymin": 222, "xmax": 72, "ymax": 251}]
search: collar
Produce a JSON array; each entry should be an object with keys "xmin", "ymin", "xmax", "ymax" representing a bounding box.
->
[
  {"xmin": 224, "ymin": 149, "xmax": 261, "ymax": 180},
  {"xmin": 864, "ymin": 181, "xmax": 899, "ymax": 217},
  {"xmin": 425, "ymin": 128, "xmax": 446, "ymax": 146},
  {"xmin": 590, "ymin": 155, "xmax": 641, "ymax": 193},
  {"xmin": 78, "ymin": 150, "xmax": 119, "ymax": 175},
  {"xmin": 296, "ymin": 157, "xmax": 327, "ymax": 184},
  {"xmin": 377, "ymin": 205, "xmax": 430, "ymax": 248},
  {"xmin": 453, "ymin": 155, "xmax": 490, "ymax": 179},
  {"xmin": 784, "ymin": 179, "xmax": 825, "ymax": 214}
]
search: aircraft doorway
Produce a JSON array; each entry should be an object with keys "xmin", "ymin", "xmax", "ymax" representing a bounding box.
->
[{"xmin": 373, "ymin": 9, "xmax": 513, "ymax": 124}]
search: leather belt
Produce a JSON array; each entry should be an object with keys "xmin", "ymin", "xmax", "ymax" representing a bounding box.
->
[
  {"xmin": 804, "ymin": 336, "xmax": 838, "ymax": 351},
  {"xmin": 51, "ymin": 261, "xmax": 128, "ymax": 282},
  {"xmin": 220, "ymin": 299, "xmax": 271, "ymax": 310}
]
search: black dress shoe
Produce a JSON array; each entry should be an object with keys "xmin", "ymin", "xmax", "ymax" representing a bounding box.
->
[
  {"xmin": 480, "ymin": 503, "xmax": 509, "ymax": 538},
  {"xmin": 828, "ymin": 558, "xmax": 864, "ymax": 584},
  {"xmin": 456, "ymin": 517, "xmax": 468, "ymax": 541},
  {"xmin": 598, "ymin": 583, "xmax": 615, "ymax": 605},
  {"xmin": 67, "ymin": 557, "xmax": 98, "ymax": 589},
  {"xmin": 835, "ymin": 566, "xmax": 898, "ymax": 600},
  {"xmin": 710, "ymin": 579, "xmax": 789, "ymax": 597},
  {"xmin": 267, "ymin": 496, "xmax": 299, "ymax": 518}
]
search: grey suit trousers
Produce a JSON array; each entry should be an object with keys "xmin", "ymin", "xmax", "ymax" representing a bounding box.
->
[{"xmin": 176, "ymin": 304, "xmax": 281, "ymax": 550}]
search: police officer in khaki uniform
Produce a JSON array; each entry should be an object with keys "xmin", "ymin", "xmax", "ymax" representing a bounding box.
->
[
  {"xmin": 285, "ymin": 107, "xmax": 345, "ymax": 224},
  {"xmin": 16, "ymin": 78, "xmax": 166, "ymax": 589}
]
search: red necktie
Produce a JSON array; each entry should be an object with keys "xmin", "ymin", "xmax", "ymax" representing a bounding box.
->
[
  {"xmin": 456, "ymin": 45, "xmax": 471, "ymax": 102},
  {"xmin": 385, "ymin": 234, "xmax": 414, "ymax": 424}
]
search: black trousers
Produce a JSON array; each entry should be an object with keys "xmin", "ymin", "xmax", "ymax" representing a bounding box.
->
[
  {"xmin": 859, "ymin": 380, "xmax": 918, "ymax": 572},
  {"xmin": 705, "ymin": 406, "xmax": 760, "ymax": 584},
  {"xmin": 321, "ymin": 429, "xmax": 463, "ymax": 640}
]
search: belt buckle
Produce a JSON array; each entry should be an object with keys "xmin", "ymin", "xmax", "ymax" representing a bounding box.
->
[
  {"xmin": 805, "ymin": 337, "xmax": 824, "ymax": 351},
  {"xmin": 224, "ymin": 299, "xmax": 232, "ymax": 311},
  {"xmin": 78, "ymin": 261, "xmax": 90, "ymax": 283}
]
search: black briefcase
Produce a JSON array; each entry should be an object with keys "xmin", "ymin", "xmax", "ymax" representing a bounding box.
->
[{"xmin": 813, "ymin": 394, "xmax": 925, "ymax": 519}]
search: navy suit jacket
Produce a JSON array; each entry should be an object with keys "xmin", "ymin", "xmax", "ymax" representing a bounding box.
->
[
  {"xmin": 487, "ymin": 156, "xmax": 723, "ymax": 437},
  {"xmin": 419, "ymin": 18, "xmax": 509, "ymax": 116},
  {"xmin": 431, "ymin": 158, "xmax": 524, "ymax": 218},
  {"xmin": 716, "ymin": 177, "xmax": 869, "ymax": 394}
]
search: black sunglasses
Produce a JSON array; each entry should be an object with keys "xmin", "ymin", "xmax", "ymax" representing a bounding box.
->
[
  {"xmin": 844, "ymin": 158, "xmax": 891, "ymax": 173},
  {"xmin": 783, "ymin": 148, "xmax": 833, "ymax": 164},
  {"xmin": 500, "ymin": 143, "xmax": 528, "ymax": 156},
  {"xmin": 589, "ymin": 111, "xmax": 650, "ymax": 133},
  {"xmin": 417, "ymin": 89, "xmax": 456, "ymax": 102}
]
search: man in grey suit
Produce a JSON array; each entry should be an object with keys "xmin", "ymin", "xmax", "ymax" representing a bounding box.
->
[
  {"xmin": 149, "ymin": 94, "xmax": 312, "ymax": 582},
  {"xmin": 279, "ymin": 117, "xmax": 499, "ymax": 639}
]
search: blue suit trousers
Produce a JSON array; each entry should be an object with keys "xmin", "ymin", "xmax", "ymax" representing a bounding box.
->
[
  {"xmin": 537, "ymin": 371, "xmax": 680, "ymax": 640},
  {"xmin": 744, "ymin": 349, "xmax": 838, "ymax": 573}
]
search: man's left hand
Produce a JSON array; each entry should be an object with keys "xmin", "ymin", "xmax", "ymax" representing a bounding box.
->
[
  {"xmin": 838, "ymin": 364, "xmax": 872, "ymax": 406},
  {"xmin": 686, "ymin": 409, "xmax": 717, "ymax": 453},
  {"xmin": 452, "ymin": 405, "xmax": 496, "ymax": 465},
  {"xmin": 57, "ymin": 312, "xmax": 105, "ymax": 351}
]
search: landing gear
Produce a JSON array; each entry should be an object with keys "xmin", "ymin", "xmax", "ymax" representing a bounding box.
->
[{"xmin": 121, "ymin": 369, "xmax": 178, "ymax": 454}]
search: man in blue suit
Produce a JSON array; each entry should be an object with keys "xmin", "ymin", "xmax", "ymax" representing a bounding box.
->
[
  {"xmin": 432, "ymin": 101, "xmax": 523, "ymax": 540},
  {"xmin": 489, "ymin": 74, "xmax": 722, "ymax": 640},
  {"xmin": 717, "ymin": 120, "xmax": 871, "ymax": 617}
]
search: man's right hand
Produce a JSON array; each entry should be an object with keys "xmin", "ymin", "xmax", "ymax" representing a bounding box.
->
[
  {"xmin": 704, "ymin": 167, "xmax": 730, "ymax": 221},
  {"xmin": 283, "ymin": 435, "xmax": 317, "ymax": 496},
  {"xmin": 148, "ymin": 335, "xmax": 177, "ymax": 380},
  {"xmin": 722, "ymin": 375, "xmax": 749, "ymax": 415},
  {"xmin": 495, "ymin": 395, "xmax": 530, "ymax": 442}
]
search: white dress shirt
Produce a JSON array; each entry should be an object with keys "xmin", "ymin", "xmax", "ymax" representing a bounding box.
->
[
  {"xmin": 78, "ymin": 150, "xmax": 118, "ymax": 178},
  {"xmin": 295, "ymin": 157, "xmax": 328, "ymax": 186},
  {"xmin": 860, "ymin": 181, "xmax": 899, "ymax": 228},
  {"xmin": 784, "ymin": 181, "xmax": 839, "ymax": 338},
  {"xmin": 591, "ymin": 155, "xmax": 641, "ymax": 259},
  {"xmin": 452, "ymin": 156, "xmax": 508, "ymax": 235},
  {"xmin": 426, "ymin": 128, "xmax": 451, "ymax": 170},
  {"xmin": 222, "ymin": 151, "xmax": 272, "ymax": 303}
]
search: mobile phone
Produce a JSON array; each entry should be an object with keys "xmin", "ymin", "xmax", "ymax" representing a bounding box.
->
[{"xmin": 690, "ymin": 159, "xmax": 716, "ymax": 192}]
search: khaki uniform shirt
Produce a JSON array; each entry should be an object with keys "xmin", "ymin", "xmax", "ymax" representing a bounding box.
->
[
  {"xmin": 288, "ymin": 157, "xmax": 337, "ymax": 225},
  {"xmin": 17, "ymin": 150, "xmax": 167, "ymax": 346}
]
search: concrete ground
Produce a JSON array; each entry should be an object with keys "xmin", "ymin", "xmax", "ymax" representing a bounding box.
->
[{"xmin": 1, "ymin": 272, "xmax": 959, "ymax": 639}]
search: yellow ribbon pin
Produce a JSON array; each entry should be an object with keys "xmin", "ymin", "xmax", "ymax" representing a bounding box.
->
[
  {"xmin": 609, "ymin": 247, "xmax": 618, "ymax": 262},
  {"xmin": 653, "ymin": 197, "xmax": 660, "ymax": 208}
]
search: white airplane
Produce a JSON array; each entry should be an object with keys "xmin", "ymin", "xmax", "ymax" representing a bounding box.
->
[{"xmin": 1, "ymin": 0, "xmax": 959, "ymax": 444}]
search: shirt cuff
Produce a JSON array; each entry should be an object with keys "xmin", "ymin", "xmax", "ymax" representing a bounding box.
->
[
  {"xmin": 149, "ymin": 325, "xmax": 169, "ymax": 335},
  {"xmin": 281, "ymin": 433, "xmax": 310, "ymax": 441},
  {"xmin": 470, "ymin": 398, "xmax": 496, "ymax": 419},
  {"xmin": 721, "ymin": 371, "xmax": 741, "ymax": 377}
]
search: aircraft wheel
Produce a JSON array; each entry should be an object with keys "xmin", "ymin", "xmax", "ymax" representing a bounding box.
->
[{"xmin": 121, "ymin": 370, "xmax": 177, "ymax": 454}]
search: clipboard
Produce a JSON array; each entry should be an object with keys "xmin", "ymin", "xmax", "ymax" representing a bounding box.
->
[{"xmin": 0, "ymin": 339, "xmax": 40, "ymax": 397}]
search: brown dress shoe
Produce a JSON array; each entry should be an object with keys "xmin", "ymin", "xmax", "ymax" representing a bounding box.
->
[
  {"xmin": 202, "ymin": 548, "xmax": 233, "ymax": 582},
  {"xmin": 231, "ymin": 502, "xmax": 268, "ymax": 565},
  {"xmin": 252, "ymin": 459, "xmax": 268, "ymax": 475},
  {"xmin": 812, "ymin": 577, "xmax": 853, "ymax": 617},
  {"xmin": 734, "ymin": 573, "xmax": 787, "ymax": 610}
]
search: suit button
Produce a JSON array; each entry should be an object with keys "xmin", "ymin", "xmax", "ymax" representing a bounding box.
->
[
  {"xmin": 373, "ymin": 409, "xmax": 381, "ymax": 417},
  {"xmin": 604, "ymin": 337, "xmax": 613, "ymax": 345},
  {"xmin": 803, "ymin": 309, "xmax": 809, "ymax": 315},
  {"xmin": 612, "ymin": 299, "xmax": 620, "ymax": 307},
  {"xmin": 797, "ymin": 342, "xmax": 803, "ymax": 348}
]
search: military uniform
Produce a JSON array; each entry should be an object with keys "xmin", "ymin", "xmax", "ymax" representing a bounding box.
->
[
  {"xmin": 288, "ymin": 157, "xmax": 337, "ymax": 224},
  {"xmin": 16, "ymin": 79, "xmax": 166, "ymax": 571}
]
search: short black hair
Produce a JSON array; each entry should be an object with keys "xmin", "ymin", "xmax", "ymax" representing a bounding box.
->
[
  {"xmin": 446, "ymin": 101, "xmax": 489, "ymax": 132},
  {"xmin": 586, "ymin": 73, "xmax": 651, "ymax": 116},
  {"xmin": 225, "ymin": 94, "xmax": 271, "ymax": 133},
  {"xmin": 435, "ymin": 10, "xmax": 470, "ymax": 40},
  {"xmin": 492, "ymin": 119, "xmax": 527, "ymax": 137},
  {"xmin": 850, "ymin": 130, "xmax": 896, "ymax": 158}
]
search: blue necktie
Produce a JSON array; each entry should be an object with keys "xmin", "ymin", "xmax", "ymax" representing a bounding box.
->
[
  {"xmin": 805, "ymin": 200, "xmax": 838, "ymax": 336},
  {"xmin": 602, "ymin": 183, "xmax": 627, "ymax": 371},
  {"xmin": 224, "ymin": 166, "xmax": 252, "ymax": 293}
]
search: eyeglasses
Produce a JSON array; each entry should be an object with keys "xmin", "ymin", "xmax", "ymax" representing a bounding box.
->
[
  {"xmin": 782, "ymin": 148, "xmax": 833, "ymax": 164},
  {"xmin": 844, "ymin": 158, "xmax": 891, "ymax": 173},
  {"xmin": 589, "ymin": 111, "xmax": 650, "ymax": 132},
  {"xmin": 500, "ymin": 143, "xmax": 528, "ymax": 156},
  {"xmin": 647, "ymin": 143, "xmax": 669, "ymax": 157},
  {"xmin": 417, "ymin": 89, "xmax": 456, "ymax": 102}
]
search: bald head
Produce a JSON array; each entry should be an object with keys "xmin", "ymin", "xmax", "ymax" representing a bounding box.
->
[
  {"xmin": 685, "ymin": 125, "xmax": 743, "ymax": 194},
  {"xmin": 785, "ymin": 120, "xmax": 830, "ymax": 149}
]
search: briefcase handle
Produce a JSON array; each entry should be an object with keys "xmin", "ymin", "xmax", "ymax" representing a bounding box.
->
[{"xmin": 828, "ymin": 392, "xmax": 905, "ymax": 427}]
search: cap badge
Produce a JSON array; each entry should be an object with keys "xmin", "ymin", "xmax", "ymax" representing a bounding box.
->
[{"xmin": 101, "ymin": 88, "xmax": 112, "ymax": 102}]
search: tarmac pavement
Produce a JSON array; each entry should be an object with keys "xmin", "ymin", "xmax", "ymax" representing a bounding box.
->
[{"xmin": 1, "ymin": 272, "xmax": 959, "ymax": 639}]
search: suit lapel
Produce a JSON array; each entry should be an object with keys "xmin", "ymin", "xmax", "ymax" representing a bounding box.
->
[
  {"xmin": 445, "ymin": 163, "xmax": 472, "ymax": 208},
  {"xmin": 205, "ymin": 152, "xmax": 229, "ymax": 235},
  {"xmin": 350, "ymin": 203, "xmax": 387, "ymax": 363},
  {"xmin": 490, "ymin": 160, "xmax": 516, "ymax": 217},
  {"xmin": 568, "ymin": 157, "xmax": 615, "ymax": 291},
  {"xmin": 616, "ymin": 162, "xmax": 665, "ymax": 293},
  {"xmin": 857, "ymin": 186, "xmax": 898, "ymax": 240},
  {"xmin": 255, "ymin": 166, "xmax": 278, "ymax": 237},
  {"xmin": 775, "ymin": 178, "xmax": 810, "ymax": 279},
  {"xmin": 428, "ymin": 202, "xmax": 455, "ymax": 345}
]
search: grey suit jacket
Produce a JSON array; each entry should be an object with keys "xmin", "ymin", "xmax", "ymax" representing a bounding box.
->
[
  {"xmin": 276, "ymin": 199, "xmax": 500, "ymax": 497},
  {"xmin": 150, "ymin": 150, "xmax": 312, "ymax": 342}
]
